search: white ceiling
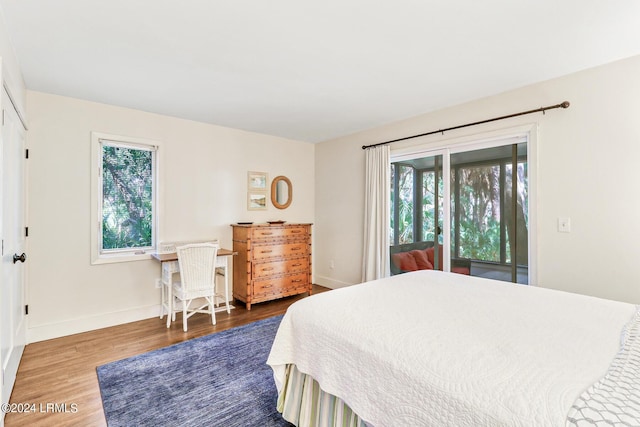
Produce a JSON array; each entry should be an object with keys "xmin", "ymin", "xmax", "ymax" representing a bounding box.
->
[{"xmin": 2, "ymin": 1, "xmax": 640, "ymax": 143}]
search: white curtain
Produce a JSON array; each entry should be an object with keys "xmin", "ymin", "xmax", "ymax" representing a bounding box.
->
[{"xmin": 361, "ymin": 145, "xmax": 390, "ymax": 282}]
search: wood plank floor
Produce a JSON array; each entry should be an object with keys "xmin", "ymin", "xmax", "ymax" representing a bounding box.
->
[{"xmin": 4, "ymin": 285, "xmax": 330, "ymax": 427}]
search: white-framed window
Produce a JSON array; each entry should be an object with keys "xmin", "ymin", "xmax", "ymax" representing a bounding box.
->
[{"xmin": 91, "ymin": 132, "xmax": 159, "ymax": 264}]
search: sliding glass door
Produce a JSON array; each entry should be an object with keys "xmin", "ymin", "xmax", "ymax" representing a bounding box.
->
[
  {"xmin": 450, "ymin": 143, "xmax": 528, "ymax": 283},
  {"xmin": 390, "ymin": 136, "xmax": 530, "ymax": 284}
]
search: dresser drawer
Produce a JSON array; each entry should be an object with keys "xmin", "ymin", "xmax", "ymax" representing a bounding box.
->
[
  {"xmin": 253, "ymin": 257, "xmax": 308, "ymax": 278},
  {"xmin": 253, "ymin": 273, "xmax": 309, "ymax": 298},
  {"xmin": 251, "ymin": 226, "xmax": 308, "ymax": 241},
  {"xmin": 252, "ymin": 241, "xmax": 308, "ymax": 260}
]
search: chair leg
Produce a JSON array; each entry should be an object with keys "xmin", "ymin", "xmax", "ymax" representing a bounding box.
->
[
  {"xmin": 166, "ymin": 289, "xmax": 172, "ymax": 328},
  {"xmin": 211, "ymin": 298, "xmax": 216, "ymax": 326},
  {"xmin": 183, "ymin": 300, "xmax": 188, "ymax": 332},
  {"xmin": 214, "ymin": 275, "xmax": 220, "ymax": 308},
  {"xmin": 166, "ymin": 301, "xmax": 171, "ymax": 328}
]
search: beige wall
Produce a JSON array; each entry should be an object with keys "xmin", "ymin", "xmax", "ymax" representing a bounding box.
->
[
  {"xmin": 315, "ymin": 55, "xmax": 640, "ymax": 304},
  {"xmin": 26, "ymin": 91, "xmax": 314, "ymax": 342}
]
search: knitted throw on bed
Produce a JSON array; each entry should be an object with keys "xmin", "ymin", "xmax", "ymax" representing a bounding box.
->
[{"xmin": 566, "ymin": 307, "xmax": 640, "ymax": 426}]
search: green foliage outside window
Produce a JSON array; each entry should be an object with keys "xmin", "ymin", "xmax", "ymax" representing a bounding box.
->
[
  {"xmin": 396, "ymin": 165, "xmax": 414, "ymax": 244},
  {"xmin": 102, "ymin": 145, "xmax": 153, "ymax": 250},
  {"xmin": 454, "ymin": 163, "xmax": 527, "ymax": 263},
  {"xmin": 455, "ymin": 165, "xmax": 502, "ymax": 262},
  {"xmin": 422, "ymin": 171, "xmax": 443, "ymax": 244},
  {"xmin": 391, "ymin": 155, "xmax": 528, "ymax": 266}
]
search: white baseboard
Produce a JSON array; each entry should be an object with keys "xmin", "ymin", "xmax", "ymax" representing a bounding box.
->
[
  {"xmin": 314, "ymin": 275, "xmax": 354, "ymax": 289},
  {"xmin": 27, "ymin": 300, "xmax": 237, "ymax": 344},
  {"xmin": 27, "ymin": 304, "xmax": 162, "ymax": 344}
]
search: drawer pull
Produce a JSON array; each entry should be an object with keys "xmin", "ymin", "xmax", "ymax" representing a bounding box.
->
[
  {"xmin": 291, "ymin": 230, "xmax": 302, "ymax": 233},
  {"xmin": 260, "ymin": 232, "xmax": 274, "ymax": 236},
  {"xmin": 262, "ymin": 267, "xmax": 274, "ymax": 271},
  {"xmin": 291, "ymin": 247, "xmax": 302, "ymax": 251},
  {"xmin": 292, "ymin": 279, "xmax": 303, "ymax": 283},
  {"xmin": 292, "ymin": 263, "xmax": 302, "ymax": 267},
  {"xmin": 262, "ymin": 284, "xmax": 273, "ymax": 289},
  {"xmin": 261, "ymin": 250, "xmax": 273, "ymax": 253}
]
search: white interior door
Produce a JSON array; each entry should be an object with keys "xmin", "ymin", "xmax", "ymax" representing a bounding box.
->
[{"xmin": 0, "ymin": 87, "xmax": 27, "ymax": 417}]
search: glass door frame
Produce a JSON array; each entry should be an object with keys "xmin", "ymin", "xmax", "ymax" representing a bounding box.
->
[{"xmin": 390, "ymin": 124, "xmax": 538, "ymax": 285}]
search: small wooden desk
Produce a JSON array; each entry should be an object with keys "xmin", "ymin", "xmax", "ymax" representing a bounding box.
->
[
  {"xmin": 152, "ymin": 248, "xmax": 236, "ymax": 325},
  {"xmin": 151, "ymin": 248, "xmax": 235, "ymax": 263}
]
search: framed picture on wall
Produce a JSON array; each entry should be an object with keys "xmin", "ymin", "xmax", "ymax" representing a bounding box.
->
[
  {"xmin": 248, "ymin": 171, "xmax": 268, "ymax": 190},
  {"xmin": 247, "ymin": 192, "xmax": 268, "ymax": 210}
]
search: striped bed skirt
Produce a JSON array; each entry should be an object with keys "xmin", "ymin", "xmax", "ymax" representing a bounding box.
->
[{"xmin": 277, "ymin": 364, "xmax": 368, "ymax": 427}]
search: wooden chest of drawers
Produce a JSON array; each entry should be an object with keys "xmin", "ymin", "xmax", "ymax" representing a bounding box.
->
[{"xmin": 232, "ymin": 223, "xmax": 312, "ymax": 310}]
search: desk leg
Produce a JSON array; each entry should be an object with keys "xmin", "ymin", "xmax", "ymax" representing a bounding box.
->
[
  {"xmin": 160, "ymin": 280, "xmax": 165, "ymax": 319},
  {"xmin": 161, "ymin": 261, "xmax": 175, "ymax": 328},
  {"xmin": 215, "ymin": 258, "xmax": 232, "ymax": 314},
  {"xmin": 223, "ymin": 259, "xmax": 231, "ymax": 313}
]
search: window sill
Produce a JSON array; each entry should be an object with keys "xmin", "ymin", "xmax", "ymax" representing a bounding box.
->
[{"xmin": 91, "ymin": 252, "xmax": 153, "ymax": 265}]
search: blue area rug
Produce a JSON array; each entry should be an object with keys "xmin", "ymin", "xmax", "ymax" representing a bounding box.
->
[{"xmin": 97, "ymin": 315, "xmax": 292, "ymax": 427}]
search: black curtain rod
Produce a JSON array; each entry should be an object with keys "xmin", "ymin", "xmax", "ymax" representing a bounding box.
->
[{"xmin": 362, "ymin": 101, "xmax": 570, "ymax": 150}]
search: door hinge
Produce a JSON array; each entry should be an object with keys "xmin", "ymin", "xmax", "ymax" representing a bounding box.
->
[
  {"xmin": 25, "ymin": 305, "xmax": 29, "ymax": 315},
  {"xmin": 25, "ymin": 149, "xmax": 29, "ymax": 159},
  {"xmin": 25, "ymin": 226, "xmax": 29, "ymax": 237}
]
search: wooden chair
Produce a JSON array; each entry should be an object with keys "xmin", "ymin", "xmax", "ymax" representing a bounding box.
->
[{"xmin": 172, "ymin": 243, "xmax": 222, "ymax": 331}]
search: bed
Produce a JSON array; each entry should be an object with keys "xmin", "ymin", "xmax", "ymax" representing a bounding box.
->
[{"xmin": 267, "ymin": 270, "xmax": 640, "ymax": 426}]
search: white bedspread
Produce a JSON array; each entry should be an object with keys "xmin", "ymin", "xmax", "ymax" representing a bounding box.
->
[{"xmin": 267, "ymin": 270, "xmax": 636, "ymax": 427}]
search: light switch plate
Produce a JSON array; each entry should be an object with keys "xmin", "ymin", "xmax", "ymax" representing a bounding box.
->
[{"xmin": 558, "ymin": 217, "xmax": 571, "ymax": 233}]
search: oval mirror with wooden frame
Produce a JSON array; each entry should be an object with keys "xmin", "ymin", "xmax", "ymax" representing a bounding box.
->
[{"xmin": 271, "ymin": 176, "xmax": 292, "ymax": 209}]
